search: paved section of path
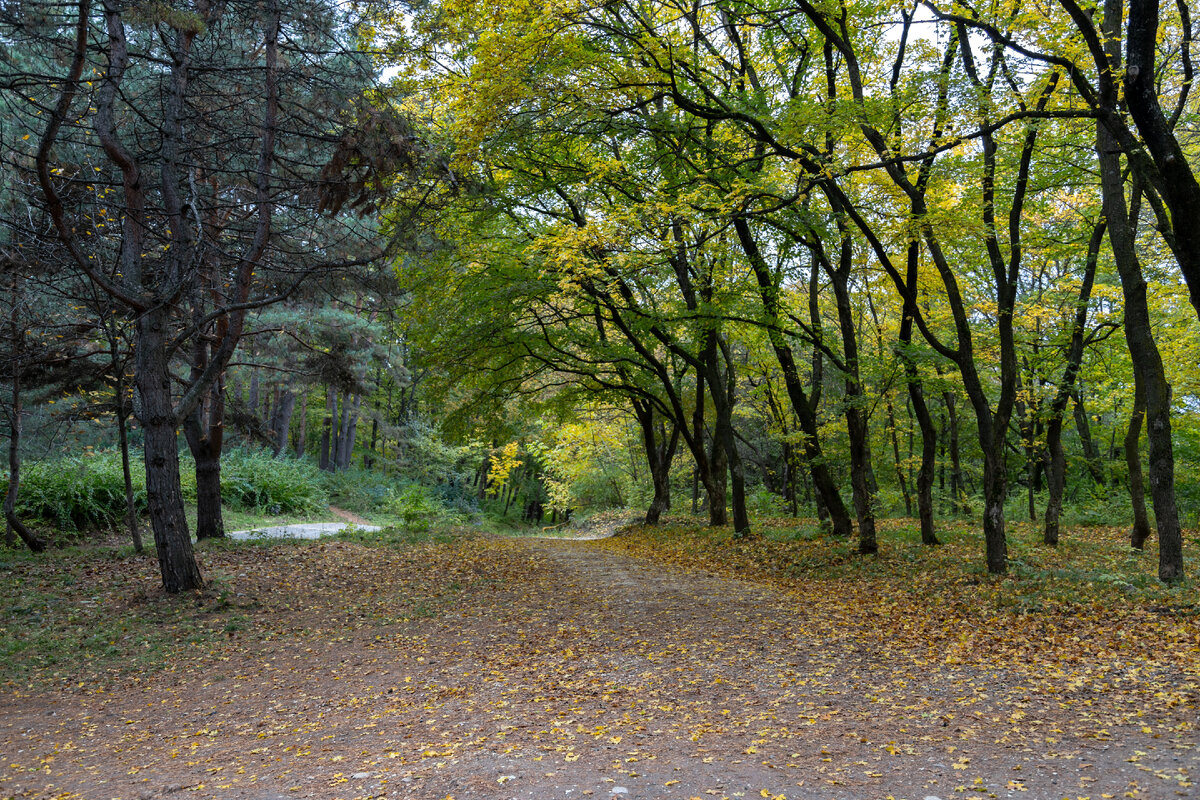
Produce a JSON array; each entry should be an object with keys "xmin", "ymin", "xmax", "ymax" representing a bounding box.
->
[{"xmin": 227, "ymin": 522, "xmax": 381, "ymax": 540}]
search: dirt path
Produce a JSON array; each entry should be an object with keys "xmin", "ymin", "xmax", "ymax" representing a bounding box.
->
[
  {"xmin": 1, "ymin": 536, "xmax": 1195, "ymax": 800},
  {"xmin": 329, "ymin": 506, "xmax": 373, "ymax": 526}
]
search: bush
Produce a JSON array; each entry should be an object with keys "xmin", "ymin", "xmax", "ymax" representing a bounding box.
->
[
  {"xmin": 212, "ymin": 449, "xmax": 326, "ymax": 513},
  {"xmin": 4, "ymin": 452, "xmax": 145, "ymax": 531},
  {"xmin": 383, "ymin": 485, "xmax": 440, "ymax": 531},
  {"xmin": 745, "ymin": 487, "xmax": 789, "ymax": 516},
  {"xmin": 2, "ymin": 448, "xmax": 327, "ymax": 534},
  {"xmin": 317, "ymin": 466, "xmax": 395, "ymax": 514}
]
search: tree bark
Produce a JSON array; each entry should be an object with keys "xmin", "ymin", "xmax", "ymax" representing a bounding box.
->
[
  {"xmin": 293, "ymin": 393, "xmax": 308, "ymax": 458},
  {"xmin": 634, "ymin": 401, "xmax": 679, "ymax": 526},
  {"xmin": 116, "ymin": 386, "xmax": 143, "ymax": 553},
  {"xmin": 191, "ymin": 444, "xmax": 224, "ymax": 540},
  {"xmin": 943, "ymin": 389, "xmax": 968, "ymax": 514},
  {"xmin": 248, "ymin": 370, "xmax": 260, "ymax": 423},
  {"xmin": 887, "ymin": 400, "xmax": 912, "ymax": 517},
  {"xmin": 1126, "ymin": 379, "xmax": 1152, "ymax": 550},
  {"xmin": 1072, "ymin": 394, "xmax": 1107, "ymax": 486},
  {"xmin": 1098, "ymin": 7, "xmax": 1183, "ymax": 581},
  {"xmin": 139, "ymin": 308, "xmax": 204, "ymax": 592},
  {"xmin": 271, "ymin": 389, "xmax": 296, "ymax": 457},
  {"xmin": 319, "ymin": 386, "xmax": 334, "ymax": 471},
  {"xmin": 704, "ymin": 334, "xmax": 749, "ymax": 535},
  {"xmin": 183, "ymin": 341, "xmax": 226, "ymax": 541},
  {"xmin": 897, "ymin": 244, "xmax": 939, "ymax": 546},
  {"xmin": 706, "ymin": 425, "xmax": 729, "ymax": 527},
  {"xmin": 826, "ymin": 220, "xmax": 878, "ymax": 554},
  {"xmin": 4, "ymin": 354, "xmax": 46, "ymax": 553},
  {"xmin": 734, "ymin": 217, "xmax": 852, "ymax": 538},
  {"xmin": 335, "ymin": 393, "xmax": 362, "ymax": 469},
  {"xmin": 1121, "ymin": 0, "xmax": 1200, "ymax": 319}
]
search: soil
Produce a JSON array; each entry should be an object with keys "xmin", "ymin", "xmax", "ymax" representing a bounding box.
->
[
  {"xmin": 329, "ymin": 507, "xmax": 373, "ymax": 526},
  {"xmin": 1, "ymin": 527, "xmax": 1195, "ymax": 800}
]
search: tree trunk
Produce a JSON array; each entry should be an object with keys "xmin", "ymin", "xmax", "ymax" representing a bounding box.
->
[
  {"xmin": 899, "ymin": 320, "xmax": 939, "ymax": 544},
  {"xmin": 293, "ymin": 393, "xmax": 308, "ymax": 458},
  {"xmin": 4, "ymin": 364, "xmax": 46, "ymax": 554},
  {"xmin": 271, "ymin": 389, "xmax": 296, "ymax": 457},
  {"xmin": 824, "ymin": 215, "xmax": 878, "ymax": 554},
  {"xmin": 247, "ymin": 370, "xmax": 260, "ymax": 422},
  {"xmin": 365, "ymin": 415, "xmax": 379, "ymax": 469},
  {"xmin": 909, "ymin": 383, "xmax": 939, "ymax": 546},
  {"xmin": 1044, "ymin": 414, "xmax": 1067, "ymax": 547},
  {"xmin": 706, "ymin": 428, "xmax": 729, "ymax": 527},
  {"xmin": 887, "ymin": 400, "xmax": 912, "ymax": 517},
  {"xmin": 944, "ymin": 390, "xmax": 967, "ymax": 513},
  {"xmin": 116, "ymin": 397, "xmax": 143, "ymax": 553},
  {"xmin": 103, "ymin": 325, "xmax": 143, "ymax": 553},
  {"xmin": 1126, "ymin": 379, "xmax": 1152, "ymax": 550},
  {"xmin": 138, "ymin": 309, "xmax": 204, "ymax": 592},
  {"xmin": 1098, "ymin": 73, "xmax": 1183, "ymax": 580},
  {"xmin": 192, "ymin": 445, "xmax": 224, "ymax": 540},
  {"xmin": 782, "ymin": 442, "xmax": 799, "ymax": 517},
  {"xmin": 336, "ymin": 393, "xmax": 361, "ymax": 469},
  {"xmin": 690, "ymin": 371, "xmax": 726, "ymax": 526},
  {"xmin": 635, "ymin": 401, "xmax": 679, "ymax": 526},
  {"xmin": 1015, "ymin": 367, "xmax": 1038, "ymax": 523},
  {"xmin": 184, "ymin": 356, "xmax": 226, "ymax": 541},
  {"xmin": 705, "ymin": 335, "xmax": 749, "ymax": 536},
  {"xmin": 1043, "ymin": 222, "xmax": 1104, "ymax": 546},
  {"xmin": 1072, "ymin": 394, "xmax": 1107, "ymax": 486},
  {"xmin": 734, "ymin": 218, "xmax": 852, "ymax": 537},
  {"xmin": 330, "ymin": 390, "xmax": 343, "ymax": 468},
  {"xmin": 335, "ymin": 391, "xmax": 351, "ymax": 468},
  {"xmin": 876, "ymin": 236, "xmax": 938, "ymax": 545},
  {"xmin": 319, "ymin": 386, "xmax": 334, "ymax": 471},
  {"xmin": 1122, "ymin": 0, "xmax": 1200, "ymax": 320}
]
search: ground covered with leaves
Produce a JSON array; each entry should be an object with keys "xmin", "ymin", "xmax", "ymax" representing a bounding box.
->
[{"xmin": 1, "ymin": 519, "xmax": 1197, "ymax": 799}]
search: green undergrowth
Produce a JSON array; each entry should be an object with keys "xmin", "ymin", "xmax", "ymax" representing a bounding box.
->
[
  {"xmin": 319, "ymin": 467, "xmax": 469, "ymax": 530},
  {"xmin": 602, "ymin": 515, "xmax": 1196, "ymax": 613},
  {"xmin": 332, "ymin": 523, "xmax": 460, "ymax": 547},
  {"xmin": 4, "ymin": 449, "xmax": 328, "ymax": 542}
]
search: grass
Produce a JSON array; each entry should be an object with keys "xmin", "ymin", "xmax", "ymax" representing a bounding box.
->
[
  {"xmin": 332, "ymin": 523, "xmax": 459, "ymax": 547},
  {"xmin": 0, "ymin": 542, "xmax": 249, "ymax": 683},
  {"xmin": 601, "ymin": 514, "xmax": 1196, "ymax": 613},
  {"xmin": 0, "ymin": 518, "xmax": 480, "ymax": 689}
]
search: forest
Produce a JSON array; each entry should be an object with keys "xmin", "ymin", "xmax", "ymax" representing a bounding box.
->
[
  {"xmin": 2, "ymin": 0, "xmax": 1200, "ymax": 595},
  {"xmin": 4, "ymin": 2, "xmax": 1200, "ymax": 799}
]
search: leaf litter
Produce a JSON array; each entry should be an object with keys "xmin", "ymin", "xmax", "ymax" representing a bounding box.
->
[{"xmin": 0, "ymin": 521, "xmax": 1196, "ymax": 799}]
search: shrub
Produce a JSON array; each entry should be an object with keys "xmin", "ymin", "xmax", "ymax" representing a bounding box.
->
[
  {"xmin": 213, "ymin": 449, "xmax": 326, "ymax": 513},
  {"xmin": 317, "ymin": 466, "xmax": 394, "ymax": 514},
  {"xmin": 4, "ymin": 452, "xmax": 145, "ymax": 531}
]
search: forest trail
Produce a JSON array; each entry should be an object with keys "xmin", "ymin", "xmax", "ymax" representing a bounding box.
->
[
  {"xmin": 329, "ymin": 507, "xmax": 374, "ymax": 526},
  {"xmin": 1, "ymin": 532, "xmax": 1195, "ymax": 800}
]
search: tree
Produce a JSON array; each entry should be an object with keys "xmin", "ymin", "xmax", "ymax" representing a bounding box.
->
[{"xmin": 27, "ymin": 0, "xmax": 388, "ymax": 590}]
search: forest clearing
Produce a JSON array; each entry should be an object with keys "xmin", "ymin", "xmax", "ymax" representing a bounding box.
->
[{"xmin": 1, "ymin": 519, "xmax": 1197, "ymax": 800}]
